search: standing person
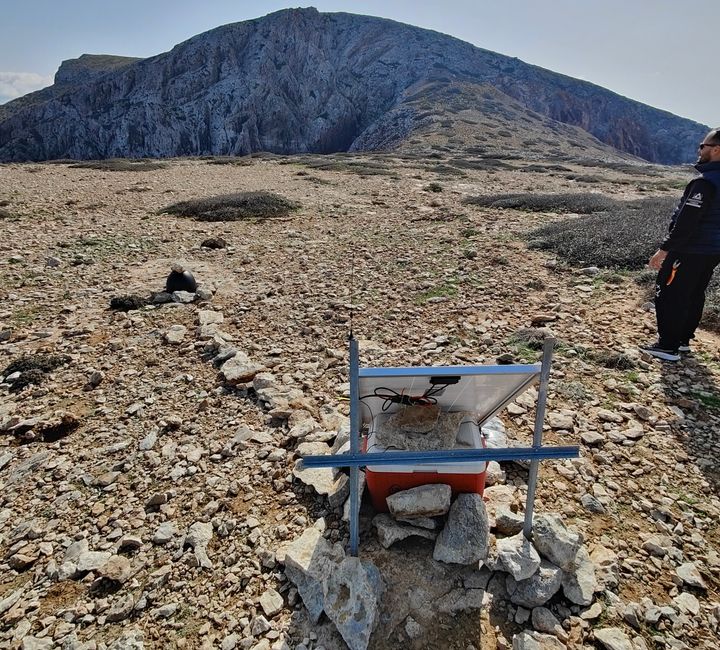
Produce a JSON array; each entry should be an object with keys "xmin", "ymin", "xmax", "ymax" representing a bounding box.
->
[{"xmin": 641, "ymin": 127, "xmax": 720, "ymax": 361}]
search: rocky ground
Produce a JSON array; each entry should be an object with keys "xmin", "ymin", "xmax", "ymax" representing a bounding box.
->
[{"xmin": 0, "ymin": 154, "xmax": 718, "ymax": 650}]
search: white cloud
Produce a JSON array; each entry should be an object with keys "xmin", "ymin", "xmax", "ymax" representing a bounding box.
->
[{"xmin": 0, "ymin": 72, "xmax": 54, "ymax": 104}]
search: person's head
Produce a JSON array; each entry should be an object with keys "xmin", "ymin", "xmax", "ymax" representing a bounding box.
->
[{"xmin": 698, "ymin": 128, "xmax": 720, "ymax": 163}]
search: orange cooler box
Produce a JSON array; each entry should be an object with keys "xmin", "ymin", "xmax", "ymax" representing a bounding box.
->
[{"xmin": 364, "ymin": 416, "xmax": 487, "ymax": 512}]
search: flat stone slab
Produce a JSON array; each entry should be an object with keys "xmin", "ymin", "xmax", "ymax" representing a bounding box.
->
[
  {"xmin": 386, "ymin": 484, "xmax": 451, "ymax": 519},
  {"xmin": 373, "ymin": 514, "xmax": 437, "ymax": 548}
]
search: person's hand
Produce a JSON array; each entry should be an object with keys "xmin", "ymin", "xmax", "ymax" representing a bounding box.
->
[{"xmin": 648, "ymin": 249, "xmax": 667, "ymax": 271}]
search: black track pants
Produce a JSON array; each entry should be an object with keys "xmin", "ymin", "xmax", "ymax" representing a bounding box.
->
[{"xmin": 655, "ymin": 251, "xmax": 720, "ymax": 349}]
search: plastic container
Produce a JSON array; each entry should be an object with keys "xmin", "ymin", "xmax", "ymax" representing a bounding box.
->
[{"xmin": 364, "ymin": 414, "xmax": 487, "ymax": 512}]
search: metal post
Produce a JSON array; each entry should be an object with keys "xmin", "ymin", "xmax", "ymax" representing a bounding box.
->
[
  {"xmin": 523, "ymin": 337, "xmax": 555, "ymax": 539},
  {"xmin": 348, "ymin": 337, "xmax": 360, "ymax": 556}
]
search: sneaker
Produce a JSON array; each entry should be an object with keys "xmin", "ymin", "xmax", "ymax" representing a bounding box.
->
[
  {"xmin": 639, "ymin": 342, "xmax": 681, "ymax": 362},
  {"xmin": 678, "ymin": 342, "xmax": 691, "ymax": 353}
]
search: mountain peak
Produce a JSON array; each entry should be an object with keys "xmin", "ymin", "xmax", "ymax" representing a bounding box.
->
[{"xmin": 0, "ymin": 9, "xmax": 707, "ymax": 163}]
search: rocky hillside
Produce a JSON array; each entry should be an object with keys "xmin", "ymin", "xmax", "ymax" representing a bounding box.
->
[
  {"xmin": 0, "ymin": 8, "xmax": 708, "ymax": 163},
  {"xmin": 0, "ymin": 152, "xmax": 718, "ymax": 649}
]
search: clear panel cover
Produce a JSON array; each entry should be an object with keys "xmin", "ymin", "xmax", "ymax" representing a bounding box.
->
[{"xmin": 358, "ymin": 364, "xmax": 540, "ymax": 426}]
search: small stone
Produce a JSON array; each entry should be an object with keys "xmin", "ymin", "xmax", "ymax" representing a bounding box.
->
[
  {"xmin": 531, "ymin": 606, "xmax": 567, "ymax": 640},
  {"xmin": 153, "ymin": 522, "xmax": 177, "ymax": 545},
  {"xmin": 165, "ymin": 324, "xmax": 187, "ymax": 344},
  {"xmin": 373, "ymin": 513, "xmax": 437, "ymax": 548},
  {"xmin": 580, "ymin": 493, "xmax": 605, "ymax": 514},
  {"xmin": 495, "ymin": 508, "xmax": 525, "ymax": 535},
  {"xmin": 548, "ymin": 412, "xmax": 574, "ymax": 431},
  {"xmin": 580, "ymin": 431, "xmax": 605, "ymax": 446},
  {"xmin": 76, "ymin": 550, "xmax": 112, "ymax": 573},
  {"xmin": 153, "ymin": 603, "xmax": 178, "ymax": 618},
  {"xmin": 594, "ymin": 627, "xmax": 634, "ymax": 650},
  {"xmin": 506, "ymin": 560, "xmax": 563, "ymax": 608},
  {"xmin": 675, "ymin": 562, "xmax": 707, "ymax": 589},
  {"xmin": 99, "ymin": 555, "xmax": 132, "ymax": 583},
  {"xmin": 259, "ymin": 588, "xmax": 283, "ymax": 617},
  {"xmin": 106, "ymin": 594, "xmax": 135, "ymax": 623}
]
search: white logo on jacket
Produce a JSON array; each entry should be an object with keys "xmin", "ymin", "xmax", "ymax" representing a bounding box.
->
[{"xmin": 686, "ymin": 192, "xmax": 704, "ymax": 208}]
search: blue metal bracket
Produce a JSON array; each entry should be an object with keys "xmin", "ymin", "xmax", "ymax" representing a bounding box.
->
[{"xmin": 302, "ymin": 445, "xmax": 579, "ymax": 469}]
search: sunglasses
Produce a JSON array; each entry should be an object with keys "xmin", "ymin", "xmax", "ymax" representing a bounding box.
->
[{"xmin": 699, "ymin": 143, "xmax": 720, "ymax": 149}]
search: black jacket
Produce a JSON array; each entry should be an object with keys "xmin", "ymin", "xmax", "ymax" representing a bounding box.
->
[{"xmin": 661, "ymin": 160, "xmax": 720, "ymax": 254}]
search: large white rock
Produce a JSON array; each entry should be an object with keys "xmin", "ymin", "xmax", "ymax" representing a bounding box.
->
[
  {"xmin": 561, "ymin": 546, "xmax": 598, "ymax": 606},
  {"xmin": 676, "ymin": 562, "xmax": 707, "ymax": 589},
  {"xmin": 532, "ymin": 514, "xmax": 583, "ymax": 571},
  {"xmin": 386, "ymin": 484, "xmax": 451, "ymax": 519},
  {"xmin": 220, "ymin": 353, "xmax": 265, "ymax": 384},
  {"xmin": 372, "ymin": 514, "xmax": 437, "ymax": 548},
  {"xmin": 185, "ymin": 522, "xmax": 214, "ymax": 569},
  {"xmin": 497, "ymin": 532, "xmax": 541, "ymax": 581},
  {"xmin": 284, "ymin": 527, "xmax": 344, "ymax": 623}
]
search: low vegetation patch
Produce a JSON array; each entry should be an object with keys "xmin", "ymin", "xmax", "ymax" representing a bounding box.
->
[
  {"xmin": 69, "ymin": 159, "xmax": 167, "ymax": 172},
  {"xmin": 527, "ymin": 196, "xmax": 676, "ymax": 269},
  {"xmin": 110, "ymin": 295, "xmax": 149, "ymax": 311},
  {"xmin": 205, "ymin": 157, "xmax": 252, "ymax": 166},
  {"xmin": 463, "ymin": 192, "xmax": 617, "ymax": 214},
  {"xmin": 3, "ymin": 353, "xmax": 71, "ymax": 392},
  {"xmin": 160, "ymin": 191, "xmax": 299, "ymax": 222}
]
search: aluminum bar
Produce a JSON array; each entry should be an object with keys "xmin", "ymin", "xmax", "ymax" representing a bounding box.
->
[
  {"xmin": 523, "ymin": 337, "xmax": 555, "ymax": 539},
  {"xmin": 302, "ymin": 444, "xmax": 579, "ymax": 469},
  {"xmin": 348, "ymin": 337, "xmax": 360, "ymax": 556}
]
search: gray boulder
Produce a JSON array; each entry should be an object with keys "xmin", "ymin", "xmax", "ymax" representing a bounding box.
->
[
  {"xmin": 532, "ymin": 514, "xmax": 583, "ymax": 571},
  {"xmin": 497, "ymin": 532, "xmax": 541, "ymax": 581},
  {"xmin": 323, "ymin": 556, "xmax": 384, "ymax": 650},
  {"xmin": 433, "ymin": 493, "xmax": 489, "ymax": 565},
  {"xmin": 506, "ymin": 560, "xmax": 563, "ymax": 608}
]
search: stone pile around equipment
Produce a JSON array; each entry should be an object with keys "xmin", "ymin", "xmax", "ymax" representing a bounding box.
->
[{"xmin": 288, "ymin": 433, "xmax": 606, "ymax": 650}]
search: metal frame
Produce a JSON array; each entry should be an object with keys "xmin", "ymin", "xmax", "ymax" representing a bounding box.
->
[{"xmin": 303, "ymin": 337, "xmax": 579, "ymax": 556}]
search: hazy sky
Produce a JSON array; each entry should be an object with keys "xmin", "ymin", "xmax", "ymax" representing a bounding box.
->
[{"xmin": 0, "ymin": 0, "xmax": 716, "ymax": 126}]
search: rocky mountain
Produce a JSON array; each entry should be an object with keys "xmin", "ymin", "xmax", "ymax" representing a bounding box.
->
[{"xmin": 0, "ymin": 8, "xmax": 708, "ymax": 163}]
